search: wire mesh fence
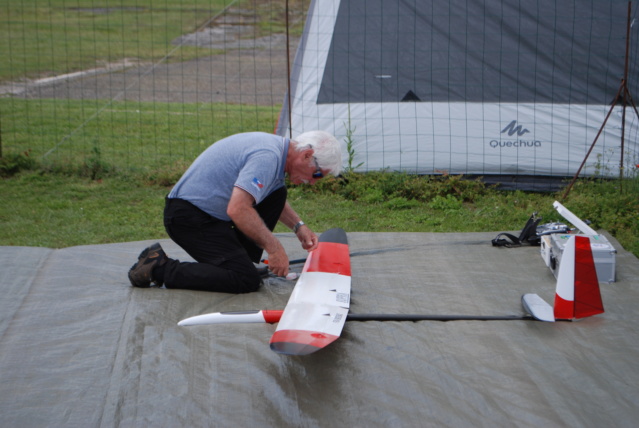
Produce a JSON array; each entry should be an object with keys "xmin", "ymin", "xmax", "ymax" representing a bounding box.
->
[
  {"xmin": 1, "ymin": 0, "xmax": 638, "ymax": 186},
  {"xmin": 0, "ymin": 0, "xmax": 308, "ymax": 173}
]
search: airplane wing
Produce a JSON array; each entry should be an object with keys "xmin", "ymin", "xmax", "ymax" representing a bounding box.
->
[{"xmin": 269, "ymin": 228, "xmax": 351, "ymax": 355}]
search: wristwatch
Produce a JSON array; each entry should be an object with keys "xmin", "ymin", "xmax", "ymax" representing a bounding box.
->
[{"xmin": 293, "ymin": 221, "xmax": 305, "ymax": 234}]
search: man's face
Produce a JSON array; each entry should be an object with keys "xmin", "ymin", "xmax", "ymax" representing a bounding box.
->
[{"xmin": 289, "ymin": 152, "xmax": 329, "ymax": 185}]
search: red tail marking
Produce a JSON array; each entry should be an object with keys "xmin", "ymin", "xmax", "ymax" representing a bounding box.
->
[
  {"xmin": 554, "ymin": 295, "xmax": 574, "ymax": 320},
  {"xmin": 573, "ymin": 236, "xmax": 604, "ymax": 319}
]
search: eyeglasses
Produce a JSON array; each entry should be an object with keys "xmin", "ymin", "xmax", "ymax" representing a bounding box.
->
[{"xmin": 312, "ymin": 157, "xmax": 324, "ymax": 179}]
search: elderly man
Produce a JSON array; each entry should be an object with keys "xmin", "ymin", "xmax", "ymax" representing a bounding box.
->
[{"xmin": 128, "ymin": 131, "xmax": 342, "ymax": 293}]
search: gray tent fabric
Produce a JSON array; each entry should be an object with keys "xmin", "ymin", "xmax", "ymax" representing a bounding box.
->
[
  {"xmin": 318, "ymin": 0, "xmax": 634, "ymax": 104},
  {"xmin": 277, "ymin": 0, "xmax": 639, "ymax": 181},
  {"xmin": 1, "ymin": 232, "xmax": 639, "ymax": 427}
]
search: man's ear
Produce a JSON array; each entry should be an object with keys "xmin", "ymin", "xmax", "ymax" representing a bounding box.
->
[{"xmin": 303, "ymin": 148, "xmax": 314, "ymax": 160}]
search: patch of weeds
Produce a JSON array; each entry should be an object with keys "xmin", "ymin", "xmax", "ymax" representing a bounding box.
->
[
  {"xmin": 360, "ymin": 188, "xmax": 385, "ymax": 204},
  {"xmin": 0, "ymin": 150, "xmax": 37, "ymax": 177},
  {"xmin": 79, "ymin": 145, "xmax": 115, "ymax": 180},
  {"xmin": 428, "ymin": 173, "xmax": 489, "ymax": 201},
  {"xmin": 383, "ymin": 197, "xmax": 421, "ymax": 210},
  {"xmin": 343, "ymin": 105, "xmax": 363, "ymax": 173},
  {"xmin": 294, "ymin": 170, "xmax": 489, "ymax": 205},
  {"xmin": 144, "ymin": 160, "xmax": 191, "ymax": 187},
  {"xmin": 428, "ymin": 194, "xmax": 463, "ymax": 211}
]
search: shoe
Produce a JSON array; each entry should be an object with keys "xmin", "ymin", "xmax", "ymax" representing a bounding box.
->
[{"xmin": 128, "ymin": 243, "xmax": 168, "ymax": 288}]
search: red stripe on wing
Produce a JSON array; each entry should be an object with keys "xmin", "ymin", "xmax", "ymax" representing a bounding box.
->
[{"xmin": 303, "ymin": 242, "xmax": 351, "ymax": 276}]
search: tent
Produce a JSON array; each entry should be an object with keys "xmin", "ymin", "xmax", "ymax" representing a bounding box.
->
[{"xmin": 276, "ymin": 0, "xmax": 639, "ymax": 187}]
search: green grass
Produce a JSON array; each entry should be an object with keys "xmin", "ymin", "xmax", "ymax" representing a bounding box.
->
[
  {"xmin": 0, "ymin": 173, "xmax": 167, "ymax": 247},
  {"xmin": 1, "ymin": 97, "xmax": 280, "ymax": 173},
  {"xmin": 1, "ymin": 168, "xmax": 637, "ymax": 260},
  {"xmin": 290, "ymin": 172, "xmax": 639, "ymax": 258},
  {"xmin": 1, "ymin": 0, "xmax": 230, "ymax": 81},
  {"xmin": 0, "ymin": 0, "xmax": 308, "ymax": 82}
]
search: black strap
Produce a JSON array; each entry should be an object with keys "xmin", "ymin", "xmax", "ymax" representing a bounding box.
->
[
  {"xmin": 491, "ymin": 212, "xmax": 542, "ymax": 247},
  {"xmin": 517, "ymin": 212, "xmax": 542, "ymax": 245},
  {"xmin": 491, "ymin": 232, "xmax": 523, "ymax": 247}
]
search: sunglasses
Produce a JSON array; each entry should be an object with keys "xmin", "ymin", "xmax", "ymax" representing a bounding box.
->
[{"xmin": 312, "ymin": 157, "xmax": 324, "ymax": 179}]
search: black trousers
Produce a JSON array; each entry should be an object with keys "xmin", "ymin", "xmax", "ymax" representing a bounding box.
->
[{"xmin": 161, "ymin": 187, "xmax": 287, "ymax": 293}]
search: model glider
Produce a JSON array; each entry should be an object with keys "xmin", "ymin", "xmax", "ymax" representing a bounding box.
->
[
  {"xmin": 267, "ymin": 228, "xmax": 351, "ymax": 355},
  {"xmin": 178, "ymin": 226, "xmax": 606, "ymax": 355},
  {"xmin": 522, "ymin": 234, "xmax": 604, "ymax": 322}
]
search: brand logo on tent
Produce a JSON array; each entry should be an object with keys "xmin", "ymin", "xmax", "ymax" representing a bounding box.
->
[
  {"xmin": 488, "ymin": 120, "xmax": 541, "ymax": 149},
  {"xmin": 501, "ymin": 120, "xmax": 530, "ymax": 137}
]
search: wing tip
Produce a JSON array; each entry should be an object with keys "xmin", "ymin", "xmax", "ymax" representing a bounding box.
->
[
  {"xmin": 318, "ymin": 227, "xmax": 348, "ymax": 245},
  {"xmin": 522, "ymin": 293, "xmax": 556, "ymax": 322}
]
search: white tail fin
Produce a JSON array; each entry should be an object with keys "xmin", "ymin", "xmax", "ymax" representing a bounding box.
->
[{"xmin": 522, "ymin": 235, "xmax": 604, "ymax": 322}]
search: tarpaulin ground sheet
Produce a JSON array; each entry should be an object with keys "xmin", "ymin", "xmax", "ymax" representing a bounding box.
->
[{"xmin": 1, "ymin": 232, "xmax": 638, "ymax": 427}]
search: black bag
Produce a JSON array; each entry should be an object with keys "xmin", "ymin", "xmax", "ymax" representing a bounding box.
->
[{"xmin": 491, "ymin": 213, "xmax": 542, "ymax": 247}]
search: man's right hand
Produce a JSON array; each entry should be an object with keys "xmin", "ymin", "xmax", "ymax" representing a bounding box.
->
[
  {"xmin": 227, "ymin": 187, "xmax": 290, "ymax": 277},
  {"xmin": 267, "ymin": 248, "xmax": 289, "ymax": 277}
]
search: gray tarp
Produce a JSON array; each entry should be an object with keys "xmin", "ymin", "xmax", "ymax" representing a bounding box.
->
[{"xmin": 1, "ymin": 232, "xmax": 638, "ymax": 427}]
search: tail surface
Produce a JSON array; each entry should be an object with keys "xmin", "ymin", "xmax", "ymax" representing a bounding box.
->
[{"xmin": 522, "ymin": 235, "xmax": 604, "ymax": 322}]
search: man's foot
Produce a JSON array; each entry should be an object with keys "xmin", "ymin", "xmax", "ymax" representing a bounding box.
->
[{"xmin": 128, "ymin": 243, "xmax": 167, "ymax": 288}]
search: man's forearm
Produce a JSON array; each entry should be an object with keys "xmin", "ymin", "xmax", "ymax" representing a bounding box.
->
[
  {"xmin": 227, "ymin": 188, "xmax": 283, "ymax": 254},
  {"xmin": 278, "ymin": 202, "xmax": 302, "ymax": 230}
]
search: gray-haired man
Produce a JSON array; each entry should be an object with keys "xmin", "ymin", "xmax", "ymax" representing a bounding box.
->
[{"xmin": 128, "ymin": 131, "xmax": 342, "ymax": 293}]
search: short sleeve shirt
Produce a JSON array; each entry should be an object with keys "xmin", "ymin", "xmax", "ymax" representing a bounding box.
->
[{"xmin": 168, "ymin": 132, "xmax": 289, "ymax": 221}]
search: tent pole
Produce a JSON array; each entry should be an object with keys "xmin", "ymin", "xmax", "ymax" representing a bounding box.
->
[
  {"xmin": 285, "ymin": 0, "xmax": 293, "ymax": 139},
  {"xmin": 563, "ymin": 1, "xmax": 636, "ymax": 199},
  {"xmin": 561, "ymin": 84, "xmax": 623, "ymax": 200},
  {"xmin": 619, "ymin": 0, "xmax": 632, "ymax": 190}
]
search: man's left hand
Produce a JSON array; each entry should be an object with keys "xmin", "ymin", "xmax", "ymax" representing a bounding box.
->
[{"xmin": 296, "ymin": 226, "xmax": 318, "ymax": 252}]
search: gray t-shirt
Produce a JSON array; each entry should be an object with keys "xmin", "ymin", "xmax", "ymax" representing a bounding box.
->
[{"xmin": 168, "ymin": 132, "xmax": 289, "ymax": 221}]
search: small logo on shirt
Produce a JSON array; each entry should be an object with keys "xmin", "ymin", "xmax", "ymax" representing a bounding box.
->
[{"xmin": 252, "ymin": 177, "xmax": 264, "ymax": 190}]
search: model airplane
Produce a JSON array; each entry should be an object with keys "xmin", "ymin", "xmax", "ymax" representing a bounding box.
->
[{"xmin": 179, "ymin": 227, "xmax": 605, "ymax": 355}]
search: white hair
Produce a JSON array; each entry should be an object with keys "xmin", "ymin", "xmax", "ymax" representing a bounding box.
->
[{"xmin": 293, "ymin": 130, "xmax": 343, "ymax": 176}]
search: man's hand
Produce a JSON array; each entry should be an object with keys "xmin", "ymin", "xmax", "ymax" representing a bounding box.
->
[
  {"xmin": 227, "ymin": 187, "xmax": 289, "ymax": 276},
  {"xmin": 266, "ymin": 247, "xmax": 289, "ymax": 277},
  {"xmin": 279, "ymin": 202, "xmax": 319, "ymax": 252},
  {"xmin": 296, "ymin": 225, "xmax": 318, "ymax": 252}
]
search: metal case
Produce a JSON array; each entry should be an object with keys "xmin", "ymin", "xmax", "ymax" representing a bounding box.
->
[
  {"xmin": 540, "ymin": 201, "xmax": 617, "ymax": 283},
  {"xmin": 540, "ymin": 234, "xmax": 617, "ymax": 283}
]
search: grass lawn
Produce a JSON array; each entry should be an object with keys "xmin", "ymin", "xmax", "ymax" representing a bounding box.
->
[
  {"xmin": 0, "ymin": 97, "xmax": 280, "ymax": 176},
  {"xmin": 0, "ymin": 173, "xmax": 167, "ymax": 247},
  {"xmin": 1, "ymin": 170, "xmax": 637, "ymax": 261}
]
